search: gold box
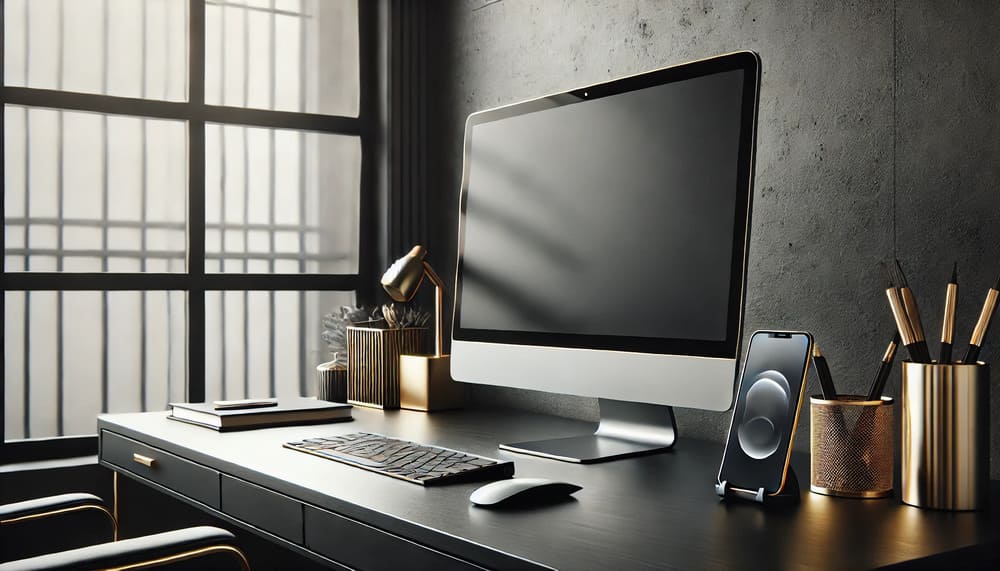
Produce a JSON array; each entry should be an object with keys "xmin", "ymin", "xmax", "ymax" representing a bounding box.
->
[{"xmin": 399, "ymin": 354, "xmax": 463, "ymax": 412}]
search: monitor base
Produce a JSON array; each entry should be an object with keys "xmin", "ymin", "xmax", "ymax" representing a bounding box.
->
[{"xmin": 499, "ymin": 398, "xmax": 677, "ymax": 463}]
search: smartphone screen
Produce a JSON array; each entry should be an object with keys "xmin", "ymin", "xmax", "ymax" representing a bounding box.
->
[{"xmin": 718, "ymin": 331, "xmax": 812, "ymax": 494}]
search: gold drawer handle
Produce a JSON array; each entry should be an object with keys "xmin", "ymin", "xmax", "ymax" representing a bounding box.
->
[{"xmin": 132, "ymin": 453, "xmax": 155, "ymax": 467}]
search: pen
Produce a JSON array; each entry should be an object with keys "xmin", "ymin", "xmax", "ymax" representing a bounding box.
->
[
  {"xmin": 939, "ymin": 263, "xmax": 958, "ymax": 363},
  {"xmin": 882, "ymin": 262, "xmax": 924, "ymax": 363},
  {"xmin": 866, "ymin": 333, "xmax": 900, "ymax": 401},
  {"xmin": 812, "ymin": 345, "xmax": 838, "ymax": 400},
  {"xmin": 212, "ymin": 398, "xmax": 279, "ymax": 410},
  {"xmin": 962, "ymin": 270, "xmax": 1000, "ymax": 364},
  {"xmin": 893, "ymin": 260, "xmax": 931, "ymax": 362}
]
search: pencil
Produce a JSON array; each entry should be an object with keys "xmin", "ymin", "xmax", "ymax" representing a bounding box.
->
[
  {"xmin": 882, "ymin": 262, "xmax": 923, "ymax": 363},
  {"xmin": 939, "ymin": 263, "xmax": 958, "ymax": 363},
  {"xmin": 812, "ymin": 345, "xmax": 838, "ymax": 400},
  {"xmin": 962, "ymin": 270, "xmax": 1000, "ymax": 363},
  {"xmin": 893, "ymin": 260, "xmax": 931, "ymax": 362},
  {"xmin": 866, "ymin": 333, "xmax": 900, "ymax": 401}
]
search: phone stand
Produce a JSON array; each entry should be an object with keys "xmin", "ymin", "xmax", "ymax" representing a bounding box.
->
[{"xmin": 715, "ymin": 468, "xmax": 800, "ymax": 505}]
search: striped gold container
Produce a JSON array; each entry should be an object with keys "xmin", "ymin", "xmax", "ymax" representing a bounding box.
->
[
  {"xmin": 346, "ymin": 324, "xmax": 428, "ymax": 409},
  {"xmin": 901, "ymin": 361, "xmax": 990, "ymax": 511},
  {"xmin": 316, "ymin": 360, "xmax": 348, "ymax": 403}
]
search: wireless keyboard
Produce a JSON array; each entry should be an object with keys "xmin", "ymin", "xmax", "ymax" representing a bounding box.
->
[{"xmin": 284, "ymin": 432, "xmax": 515, "ymax": 485}]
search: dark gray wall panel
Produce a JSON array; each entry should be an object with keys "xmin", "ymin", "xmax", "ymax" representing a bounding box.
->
[
  {"xmin": 424, "ymin": 1, "xmax": 999, "ymax": 477},
  {"xmin": 894, "ymin": 0, "xmax": 1000, "ymax": 479}
]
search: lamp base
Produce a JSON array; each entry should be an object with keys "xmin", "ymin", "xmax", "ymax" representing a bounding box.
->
[{"xmin": 399, "ymin": 354, "xmax": 463, "ymax": 412}]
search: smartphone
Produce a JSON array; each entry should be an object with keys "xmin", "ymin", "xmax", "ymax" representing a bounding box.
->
[{"xmin": 718, "ymin": 331, "xmax": 812, "ymax": 495}]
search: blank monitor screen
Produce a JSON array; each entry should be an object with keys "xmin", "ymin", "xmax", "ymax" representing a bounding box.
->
[{"xmin": 455, "ymin": 54, "xmax": 756, "ymax": 360}]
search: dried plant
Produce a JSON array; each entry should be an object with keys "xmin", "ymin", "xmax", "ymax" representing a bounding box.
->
[
  {"xmin": 321, "ymin": 305, "xmax": 371, "ymax": 364},
  {"xmin": 380, "ymin": 303, "xmax": 431, "ymax": 329},
  {"xmin": 322, "ymin": 304, "xmax": 429, "ymax": 364}
]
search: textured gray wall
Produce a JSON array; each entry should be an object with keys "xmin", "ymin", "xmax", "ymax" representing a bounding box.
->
[{"xmin": 424, "ymin": 1, "xmax": 1000, "ymax": 476}]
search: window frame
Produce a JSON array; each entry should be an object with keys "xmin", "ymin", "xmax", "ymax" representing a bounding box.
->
[{"xmin": 1, "ymin": 0, "xmax": 381, "ymax": 462}]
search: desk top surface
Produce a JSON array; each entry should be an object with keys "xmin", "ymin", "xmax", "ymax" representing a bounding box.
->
[{"xmin": 99, "ymin": 407, "xmax": 1000, "ymax": 571}]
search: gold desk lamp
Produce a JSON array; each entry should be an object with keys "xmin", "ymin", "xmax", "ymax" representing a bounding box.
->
[{"xmin": 380, "ymin": 245, "xmax": 462, "ymax": 411}]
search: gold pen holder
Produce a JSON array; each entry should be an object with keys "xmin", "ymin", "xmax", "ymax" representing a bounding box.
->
[
  {"xmin": 901, "ymin": 361, "xmax": 990, "ymax": 511},
  {"xmin": 810, "ymin": 395, "xmax": 894, "ymax": 498}
]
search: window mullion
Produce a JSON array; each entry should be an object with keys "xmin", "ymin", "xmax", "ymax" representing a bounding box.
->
[
  {"xmin": 2, "ymin": 273, "xmax": 359, "ymax": 291},
  {"xmin": 0, "ymin": 87, "xmax": 363, "ymax": 135},
  {"xmin": 356, "ymin": 0, "xmax": 383, "ymax": 306},
  {"xmin": 188, "ymin": 0, "xmax": 207, "ymax": 402}
]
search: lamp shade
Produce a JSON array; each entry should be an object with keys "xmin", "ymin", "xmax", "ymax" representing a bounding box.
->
[{"xmin": 381, "ymin": 245, "xmax": 428, "ymax": 302}]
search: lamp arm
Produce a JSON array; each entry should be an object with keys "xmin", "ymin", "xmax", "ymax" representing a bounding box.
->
[{"xmin": 423, "ymin": 261, "xmax": 445, "ymax": 357}]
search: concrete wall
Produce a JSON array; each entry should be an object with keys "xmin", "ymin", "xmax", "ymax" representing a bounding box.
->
[{"xmin": 425, "ymin": 1, "xmax": 1000, "ymax": 477}]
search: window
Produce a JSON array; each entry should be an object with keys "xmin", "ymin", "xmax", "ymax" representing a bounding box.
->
[{"xmin": 2, "ymin": 0, "xmax": 374, "ymax": 457}]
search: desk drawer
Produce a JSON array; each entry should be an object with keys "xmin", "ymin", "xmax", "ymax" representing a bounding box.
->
[
  {"xmin": 101, "ymin": 430, "xmax": 220, "ymax": 509},
  {"xmin": 304, "ymin": 505, "xmax": 481, "ymax": 570},
  {"xmin": 221, "ymin": 475, "xmax": 303, "ymax": 544}
]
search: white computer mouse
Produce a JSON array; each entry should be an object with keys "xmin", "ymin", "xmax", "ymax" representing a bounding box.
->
[{"xmin": 469, "ymin": 478, "xmax": 582, "ymax": 507}]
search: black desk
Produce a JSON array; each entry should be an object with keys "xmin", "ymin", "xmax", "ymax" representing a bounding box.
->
[{"xmin": 98, "ymin": 408, "xmax": 1000, "ymax": 570}]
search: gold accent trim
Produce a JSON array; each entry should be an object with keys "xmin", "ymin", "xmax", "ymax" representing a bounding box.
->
[
  {"xmin": 900, "ymin": 287, "xmax": 926, "ymax": 342},
  {"xmin": 113, "ymin": 471, "xmax": 119, "ymax": 539},
  {"xmin": 422, "ymin": 259, "xmax": 446, "ymax": 358},
  {"xmin": 886, "ymin": 288, "xmax": 916, "ymax": 345},
  {"xmin": 773, "ymin": 337, "xmax": 810, "ymax": 496},
  {"xmin": 132, "ymin": 453, "xmax": 155, "ymax": 468},
  {"xmin": 107, "ymin": 544, "xmax": 250, "ymax": 571},
  {"xmin": 970, "ymin": 288, "xmax": 998, "ymax": 346},
  {"xmin": 941, "ymin": 282, "xmax": 957, "ymax": 343},
  {"xmin": 1, "ymin": 503, "xmax": 118, "ymax": 540},
  {"xmin": 809, "ymin": 485, "xmax": 892, "ymax": 499},
  {"xmin": 809, "ymin": 394, "xmax": 894, "ymax": 406}
]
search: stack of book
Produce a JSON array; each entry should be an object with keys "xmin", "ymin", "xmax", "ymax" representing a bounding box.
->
[{"xmin": 168, "ymin": 397, "xmax": 352, "ymax": 432}]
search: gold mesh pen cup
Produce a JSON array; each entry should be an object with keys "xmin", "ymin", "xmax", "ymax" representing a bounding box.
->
[
  {"xmin": 901, "ymin": 361, "xmax": 990, "ymax": 511},
  {"xmin": 810, "ymin": 395, "xmax": 894, "ymax": 498}
]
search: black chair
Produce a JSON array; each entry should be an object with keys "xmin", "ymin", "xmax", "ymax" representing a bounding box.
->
[{"xmin": 1, "ymin": 493, "xmax": 249, "ymax": 570}]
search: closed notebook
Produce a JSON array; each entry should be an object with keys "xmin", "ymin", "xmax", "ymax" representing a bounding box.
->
[{"xmin": 168, "ymin": 397, "xmax": 352, "ymax": 432}]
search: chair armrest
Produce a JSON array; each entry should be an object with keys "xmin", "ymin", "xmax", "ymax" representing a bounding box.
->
[
  {"xmin": 0, "ymin": 526, "xmax": 248, "ymax": 571},
  {"xmin": 0, "ymin": 493, "xmax": 111, "ymax": 524}
]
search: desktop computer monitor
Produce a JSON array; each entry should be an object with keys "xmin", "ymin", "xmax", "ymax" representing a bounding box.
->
[{"xmin": 451, "ymin": 51, "xmax": 761, "ymax": 462}]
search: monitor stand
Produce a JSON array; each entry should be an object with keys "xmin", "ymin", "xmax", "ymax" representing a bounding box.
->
[{"xmin": 499, "ymin": 398, "xmax": 677, "ymax": 463}]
